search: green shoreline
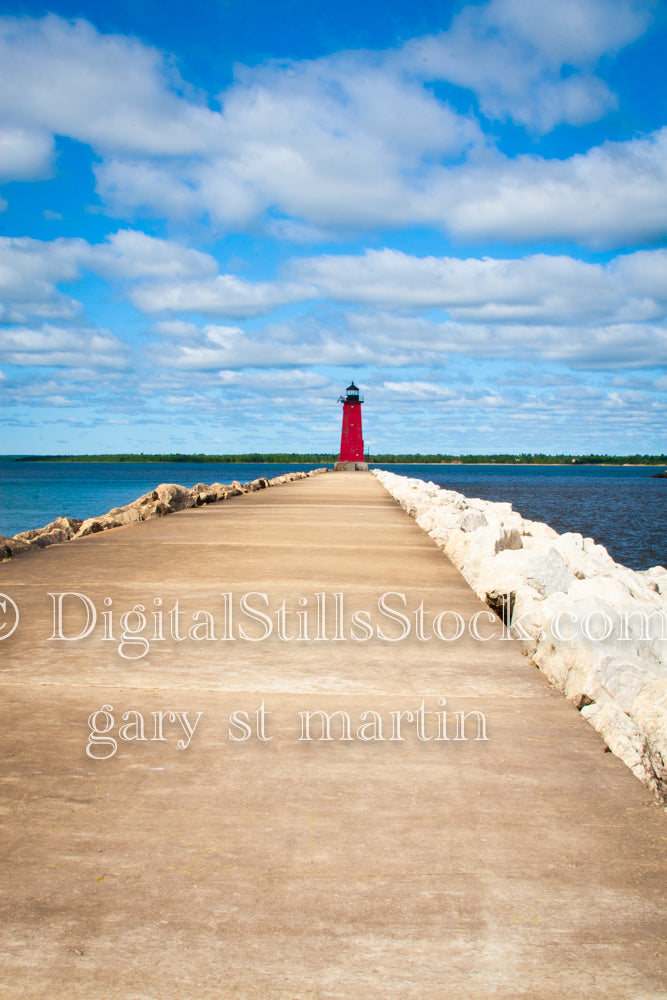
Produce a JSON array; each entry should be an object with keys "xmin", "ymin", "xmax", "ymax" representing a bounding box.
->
[{"xmin": 7, "ymin": 452, "xmax": 667, "ymax": 466}]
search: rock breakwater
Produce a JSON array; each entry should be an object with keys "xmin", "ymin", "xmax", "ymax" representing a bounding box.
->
[
  {"xmin": 374, "ymin": 469, "xmax": 667, "ymax": 803},
  {"xmin": 0, "ymin": 468, "xmax": 331, "ymax": 562}
]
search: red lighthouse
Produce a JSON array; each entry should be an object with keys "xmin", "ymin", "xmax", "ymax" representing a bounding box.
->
[{"xmin": 335, "ymin": 382, "xmax": 368, "ymax": 471}]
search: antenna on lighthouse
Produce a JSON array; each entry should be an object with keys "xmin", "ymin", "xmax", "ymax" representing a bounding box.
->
[{"xmin": 334, "ymin": 381, "xmax": 369, "ymax": 471}]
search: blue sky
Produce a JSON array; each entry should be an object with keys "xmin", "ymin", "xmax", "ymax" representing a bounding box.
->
[{"xmin": 1, "ymin": 0, "xmax": 666, "ymax": 456}]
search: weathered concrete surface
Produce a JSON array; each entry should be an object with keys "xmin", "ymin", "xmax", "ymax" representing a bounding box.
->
[{"xmin": 0, "ymin": 472, "xmax": 665, "ymax": 999}]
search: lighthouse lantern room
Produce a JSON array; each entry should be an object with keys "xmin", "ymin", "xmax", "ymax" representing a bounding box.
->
[{"xmin": 334, "ymin": 381, "xmax": 369, "ymax": 471}]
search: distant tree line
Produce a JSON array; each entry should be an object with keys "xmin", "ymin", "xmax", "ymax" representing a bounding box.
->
[
  {"xmin": 12, "ymin": 452, "xmax": 667, "ymax": 465},
  {"xmin": 13, "ymin": 452, "xmax": 338, "ymax": 464}
]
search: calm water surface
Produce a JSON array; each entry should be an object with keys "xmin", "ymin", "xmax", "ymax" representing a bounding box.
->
[
  {"xmin": 381, "ymin": 463, "xmax": 666, "ymax": 572},
  {"xmin": 0, "ymin": 460, "xmax": 665, "ymax": 571},
  {"xmin": 0, "ymin": 461, "xmax": 322, "ymax": 538}
]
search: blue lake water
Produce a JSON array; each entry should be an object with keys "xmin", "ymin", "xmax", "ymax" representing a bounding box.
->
[
  {"xmin": 0, "ymin": 459, "xmax": 665, "ymax": 571},
  {"xmin": 391, "ymin": 463, "xmax": 666, "ymax": 573},
  {"xmin": 0, "ymin": 461, "xmax": 321, "ymax": 539}
]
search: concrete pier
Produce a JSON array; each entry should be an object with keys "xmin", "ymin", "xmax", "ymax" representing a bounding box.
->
[{"xmin": 1, "ymin": 471, "xmax": 665, "ymax": 998}]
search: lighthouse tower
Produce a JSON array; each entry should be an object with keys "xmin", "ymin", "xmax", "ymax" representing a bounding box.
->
[{"xmin": 334, "ymin": 381, "xmax": 368, "ymax": 471}]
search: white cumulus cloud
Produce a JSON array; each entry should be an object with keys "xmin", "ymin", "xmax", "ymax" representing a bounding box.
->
[
  {"xmin": 293, "ymin": 247, "xmax": 667, "ymax": 324},
  {"xmin": 131, "ymin": 274, "xmax": 313, "ymax": 318},
  {"xmin": 0, "ymin": 8, "xmax": 661, "ymax": 246},
  {"xmin": 0, "ymin": 14, "xmax": 220, "ymax": 157},
  {"xmin": 0, "ymin": 324, "xmax": 127, "ymax": 368},
  {"xmin": 401, "ymin": 0, "xmax": 654, "ymax": 131},
  {"xmin": 89, "ymin": 229, "xmax": 218, "ymax": 280}
]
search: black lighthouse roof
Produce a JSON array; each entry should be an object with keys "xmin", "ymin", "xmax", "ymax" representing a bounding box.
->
[{"xmin": 337, "ymin": 381, "xmax": 364, "ymax": 404}]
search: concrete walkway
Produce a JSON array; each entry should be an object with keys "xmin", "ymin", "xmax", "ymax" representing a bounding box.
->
[{"xmin": 1, "ymin": 471, "xmax": 665, "ymax": 999}]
